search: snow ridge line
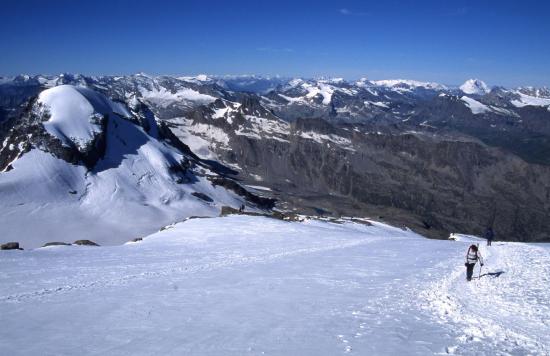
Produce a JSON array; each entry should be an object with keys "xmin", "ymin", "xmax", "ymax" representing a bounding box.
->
[{"xmin": 0, "ymin": 236, "xmax": 384, "ymax": 303}]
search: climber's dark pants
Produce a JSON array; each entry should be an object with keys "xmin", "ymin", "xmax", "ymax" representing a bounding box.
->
[{"xmin": 466, "ymin": 263, "xmax": 475, "ymax": 281}]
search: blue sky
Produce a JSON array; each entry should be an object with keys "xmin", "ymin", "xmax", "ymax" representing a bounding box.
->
[{"xmin": 1, "ymin": 0, "xmax": 549, "ymax": 86}]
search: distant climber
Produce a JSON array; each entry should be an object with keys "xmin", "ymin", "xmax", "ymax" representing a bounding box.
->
[
  {"xmin": 239, "ymin": 204, "xmax": 245, "ymax": 213},
  {"xmin": 465, "ymin": 244, "xmax": 483, "ymax": 281},
  {"xmin": 484, "ymin": 227, "xmax": 494, "ymax": 246}
]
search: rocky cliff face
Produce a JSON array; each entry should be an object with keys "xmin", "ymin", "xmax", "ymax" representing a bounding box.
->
[{"xmin": 169, "ymin": 88, "xmax": 550, "ymax": 241}]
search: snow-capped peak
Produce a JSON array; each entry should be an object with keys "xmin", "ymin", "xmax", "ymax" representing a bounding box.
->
[
  {"xmin": 287, "ymin": 78, "xmax": 305, "ymax": 88},
  {"xmin": 38, "ymin": 85, "xmax": 130, "ymax": 150},
  {"xmin": 195, "ymin": 74, "xmax": 210, "ymax": 81},
  {"xmin": 460, "ymin": 79, "xmax": 490, "ymax": 95}
]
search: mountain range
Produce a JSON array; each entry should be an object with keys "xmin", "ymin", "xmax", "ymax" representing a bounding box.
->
[{"xmin": 1, "ymin": 74, "xmax": 550, "ymax": 245}]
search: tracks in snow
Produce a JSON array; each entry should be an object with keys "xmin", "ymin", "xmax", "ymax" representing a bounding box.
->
[
  {"xmin": 421, "ymin": 242, "xmax": 550, "ymax": 355},
  {"xmin": 0, "ymin": 236, "xmax": 383, "ymax": 304}
]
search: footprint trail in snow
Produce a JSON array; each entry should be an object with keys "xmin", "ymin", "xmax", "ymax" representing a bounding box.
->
[{"xmin": 421, "ymin": 238, "xmax": 550, "ymax": 355}]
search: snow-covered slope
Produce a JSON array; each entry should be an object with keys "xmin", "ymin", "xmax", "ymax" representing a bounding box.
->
[
  {"xmin": 461, "ymin": 96, "xmax": 491, "ymax": 114},
  {"xmin": 0, "ymin": 86, "xmax": 253, "ymax": 247},
  {"xmin": 511, "ymin": 91, "xmax": 550, "ymax": 108},
  {"xmin": 460, "ymin": 79, "xmax": 490, "ymax": 95},
  {"xmin": 275, "ymin": 78, "xmax": 358, "ymax": 106},
  {"xmin": 1, "ymin": 215, "xmax": 548, "ymax": 355},
  {"xmin": 422, "ymin": 237, "xmax": 550, "ymax": 354}
]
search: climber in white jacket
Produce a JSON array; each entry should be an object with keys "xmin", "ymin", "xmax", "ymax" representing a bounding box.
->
[{"xmin": 465, "ymin": 244, "xmax": 484, "ymax": 281}]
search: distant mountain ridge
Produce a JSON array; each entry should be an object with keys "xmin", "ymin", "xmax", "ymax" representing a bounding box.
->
[
  {"xmin": 1, "ymin": 74, "xmax": 550, "ymax": 242},
  {"xmin": 2, "ymin": 72, "xmax": 549, "ymax": 95}
]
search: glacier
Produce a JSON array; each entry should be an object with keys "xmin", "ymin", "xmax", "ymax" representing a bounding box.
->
[{"xmin": 1, "ymin": 215, "xmax": 549, "ymax": 355}]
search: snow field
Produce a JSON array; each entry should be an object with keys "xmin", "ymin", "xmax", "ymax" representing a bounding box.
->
[
  {"xmin": 511, "ymin": 92, "xmax": 550, "ymax": 108},
  {"xmin": 461, "ymin": 96, "xmax": 491, "ymax": 114},
  {"xmin": 1, "ymin": 216, "xmax": 549, "ymax": 355}
]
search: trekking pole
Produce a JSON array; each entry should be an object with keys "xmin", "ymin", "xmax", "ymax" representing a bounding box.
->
[
  {"xmin": 478, "ymin": 263, "xmax": 482, "ymax": 279},
  {"xmin": 476, "ymin": 243, "xmax": 481, "ymax": 279}
]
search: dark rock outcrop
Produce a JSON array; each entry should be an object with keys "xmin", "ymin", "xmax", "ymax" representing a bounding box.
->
[
  {"xmin": 73, "ymin": 240, "xmax": 100, "ymax": 246},
  {"xmin": 191, "ymin": 192, "xmax": 214, "ymax": 202},
  {"xmin": 220, "ymin": 206, "xmax": 241, "ymax": 216},
  {"xmin": 1, "ymin": 242, "xmax": 22, "ymax": 250}
]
